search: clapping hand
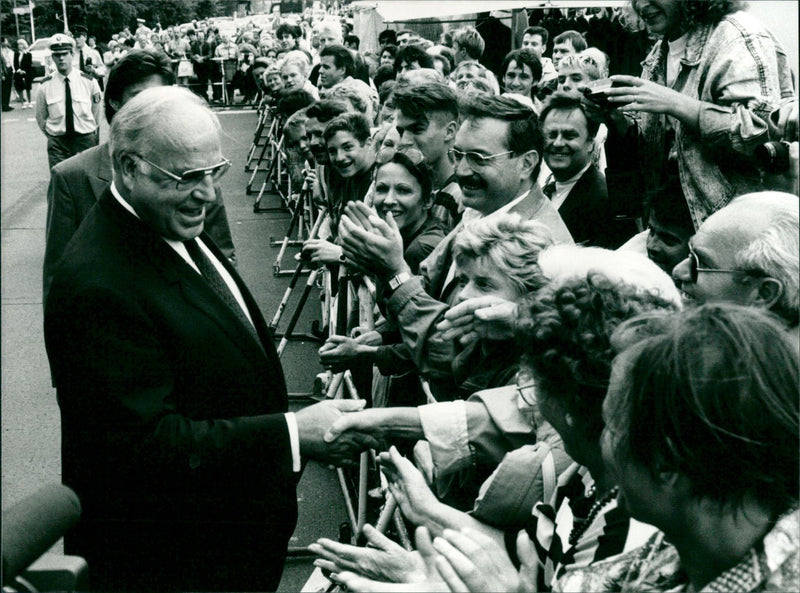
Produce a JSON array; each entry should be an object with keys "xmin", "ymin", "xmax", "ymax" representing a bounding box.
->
[{"xmin": 339, "ymin": 202, "xmax": 409, "ymax": 280}]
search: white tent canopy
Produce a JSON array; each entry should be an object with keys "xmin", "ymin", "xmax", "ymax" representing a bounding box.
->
[{"xmin": 351, "ymin": 1, "xmax": 626, "ymax": 24}]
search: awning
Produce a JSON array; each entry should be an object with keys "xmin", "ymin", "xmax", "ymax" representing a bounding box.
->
[{"xmin": 350, "ymin": 1, "xmax": 627, "ymax": 23}]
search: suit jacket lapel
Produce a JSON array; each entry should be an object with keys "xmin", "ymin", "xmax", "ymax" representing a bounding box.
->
[{"xmin": 99, "ymin": 192, "xmax": 271, "ymax": 364}]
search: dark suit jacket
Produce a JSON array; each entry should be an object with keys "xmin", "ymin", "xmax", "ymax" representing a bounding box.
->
[
  {"xmin": 557, "ymin": 164, "xmax": 634, "ymax": 249},
  {"xmin": 43, "ymin": 143, "xmax": 236, "ymax": 302},
  {"xmin": 44, "ymin": 191, "xmax": 294, "ymax": 592}
]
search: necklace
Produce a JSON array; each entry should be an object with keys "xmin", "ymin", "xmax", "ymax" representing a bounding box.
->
[{"xmin": 569, "ymin": 486, "xmax": 620, "ymax": 546}]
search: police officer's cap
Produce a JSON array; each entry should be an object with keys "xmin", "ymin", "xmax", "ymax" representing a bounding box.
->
[
  {"xmin": 49, "ymin": 34, "xmax": 75, "ymax": 54},
  {"xmin": 72, "ymin": 25, "xmax": 88, "ymax": 37}
]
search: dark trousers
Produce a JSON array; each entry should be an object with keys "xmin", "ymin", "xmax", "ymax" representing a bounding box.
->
[
  {"xmin": 2, "ymin": 73, "xmax": 12, "ymax": 108},
  {"xmin": 46, "ymin": 131, "xmax": 99, "ymax": 170}
]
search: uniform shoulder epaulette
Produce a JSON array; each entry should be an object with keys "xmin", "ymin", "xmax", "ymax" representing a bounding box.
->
[{"xmin": 38, "ymin": 74, "xmax": 53, "ymax": 82}]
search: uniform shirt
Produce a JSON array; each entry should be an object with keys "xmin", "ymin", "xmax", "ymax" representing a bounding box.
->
[{"xmin": 35, "ymin": 69, "xmax": 101, "ymax": 136}]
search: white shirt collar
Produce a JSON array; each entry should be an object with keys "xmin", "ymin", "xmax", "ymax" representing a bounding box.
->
[{"xmin": 110, "ymin": 181, "xmax": 187, "ymax": 253}]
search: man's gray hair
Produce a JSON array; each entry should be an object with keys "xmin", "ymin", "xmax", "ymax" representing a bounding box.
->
[
  {"xmin": 731, "ymin": 192, "xmax": 799, "ymax": 326},
  {"xmin": 109, "ymin": 86, "xmax": 219, "ymax": 172}
]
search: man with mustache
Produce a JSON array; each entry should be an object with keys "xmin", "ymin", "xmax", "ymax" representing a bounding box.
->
[{"xmin": 339, "ymin": 93, "xmax": 573, "ymax": 400}]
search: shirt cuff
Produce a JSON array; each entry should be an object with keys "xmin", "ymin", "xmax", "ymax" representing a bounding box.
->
[
  {"xmin": 418, "ymin": 401, "xmax": 471, "ymax": 475},
  {"xmin": 284, "ymin": 412, "xmax": 301, "ymax": 473}
]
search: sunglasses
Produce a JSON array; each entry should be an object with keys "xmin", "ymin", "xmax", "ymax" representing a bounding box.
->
[
  {"xmin": 375, "ymin": 147, "xmax": 425, "ymax": 166},
  {"xmin": 448, "ymin": 148, "xmax": 515, "ymax": 169},
  {"xmin": 134, "ymin": 154, "xmax": 231, "ymax": 190},
  {"xmin": 688, "ymin": 248, "xmax": 738, "ymax": 283}
]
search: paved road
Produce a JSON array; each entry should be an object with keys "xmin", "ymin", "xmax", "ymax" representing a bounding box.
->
[{"xmin": 1, "ymin": 104, "xmax": 346, "ymax": 590}]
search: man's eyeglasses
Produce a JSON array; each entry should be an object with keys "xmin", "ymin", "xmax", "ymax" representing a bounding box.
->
[
  {"xmin": 688, "ymin": 248, "xmax": 739, "ymax": 283},
  {"xmin": 448, "ymin": 148, "xmax": 515, "ymax": 169},
  {"xmin": 134, "ymin": 154, "xmax": 231, "ymax": 189},
  {"xmin": 376, "ymin": 147, "xmax": 425, "ymax": 167}
]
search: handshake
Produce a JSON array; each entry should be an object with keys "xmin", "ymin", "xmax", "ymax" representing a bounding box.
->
[{"xmin": 294, "ymin": 399, "xmax": 394, "ymax": 467}]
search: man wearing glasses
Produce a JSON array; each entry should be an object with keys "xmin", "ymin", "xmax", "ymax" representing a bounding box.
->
[
  {"xmin": 672, "ymin": 191, "xmax": 799, "ymax": 334},
  {"xmin": 44, "ymin": 86, "xmax": 375, "ymax": 592},
  {"xmin": 339, "ymin": 93, "xmax": 572, "ymax": 400},
  {"xmin": 43, "ymin": 49, "xmax": 236, "ymax": 303}
]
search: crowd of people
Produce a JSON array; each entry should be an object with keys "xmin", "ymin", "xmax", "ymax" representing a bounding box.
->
[{"xmin": 35, "ymin": 0, "xmax": 799, "ymax": 591}]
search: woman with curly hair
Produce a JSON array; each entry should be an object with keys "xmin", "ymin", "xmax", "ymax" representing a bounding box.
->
[
  {"xmin": 554, "ymin": 303, "xmax": 799, "ymax": 591},
  {"xmin": 604, "ymin": 0, "xmax": 794, "ymax": 229}
]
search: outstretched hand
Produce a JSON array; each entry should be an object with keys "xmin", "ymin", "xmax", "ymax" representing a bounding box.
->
[
  {"xmin": 339, "ymin": 202, "xmax": 409, "ymax": 280},
  {"xmin": 436, "ymin": 297, "xmax": 518, "ymax": 346},
  {"xmin": 429, "ymin": 527, "xmax": 537, "ymax": 592},
  {"xmin": 295, "ymin": 399, "xmax": 379, "ymax": 466},
  {"xmin": 333, "ymin": 526, "xmax": 449, "ymax": 592},
  {"xmin": 379, "ymin": 446, "xmax": 440, "ymax": 528},
  {"xmin": 310, "ymin": 524, "xmax": 426, "ymax": 583}
]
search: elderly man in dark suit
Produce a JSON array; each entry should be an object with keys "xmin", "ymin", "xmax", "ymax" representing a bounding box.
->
[
  {"xmin": 43, "ymin": 49, "xmax": 236, "ymax": 302},
  {"xmin": 44, "ymin": 85, "xmax": 373, "ymax": 592},
  {"xmin": 540, "ymin": 92, "xmax": 633, "ymax": 248}
]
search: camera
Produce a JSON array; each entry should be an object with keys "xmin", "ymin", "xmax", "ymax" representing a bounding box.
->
[
  {"xmin": 754, "ymin": 141, "xmax": 791, "ymax": 173},
  {"xmin": 582, "ymin": 78, "xmax": 626, "ymax": 110}
]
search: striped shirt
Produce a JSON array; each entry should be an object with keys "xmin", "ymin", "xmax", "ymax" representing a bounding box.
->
[
  {"xmin": 429, "ymin": 175, "xmax": 463, "ymax": 233},
  {"xmin": 505, "ymin": 462, "xmax": 657, "ymax": 591}
]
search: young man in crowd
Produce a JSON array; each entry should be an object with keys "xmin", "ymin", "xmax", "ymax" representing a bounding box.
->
[
  {"xmin": 551, "ymin": 29, "xmax": 587, "ymax": 70},
  {"xmin": 393, "ymin": 82, "xmax": 463, "ymax": 231}
]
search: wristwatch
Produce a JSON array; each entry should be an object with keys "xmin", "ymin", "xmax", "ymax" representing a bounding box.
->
[{"xmin": 385, "ymin": 272, "xmax": 412, "ymax": 298}]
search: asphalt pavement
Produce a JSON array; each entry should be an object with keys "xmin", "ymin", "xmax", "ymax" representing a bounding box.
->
[{"xmin": 1, "ymin": 101, "xmax": 347, "ymax": 591}]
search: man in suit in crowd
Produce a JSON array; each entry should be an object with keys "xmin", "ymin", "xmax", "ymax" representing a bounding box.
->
[
  {"xmin": 540, "ymin": 92, "xmax": 628, "ymax": 248},
  {"xmin": 44, "ymin": 86, "xmax": 374, "ymax": 592},
  {"xmin": 43, "ymin": 49, "xmax": 236, "ymax": 302}
]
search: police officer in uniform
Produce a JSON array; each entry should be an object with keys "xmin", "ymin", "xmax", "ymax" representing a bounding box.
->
[{"xmin": 35, "ymin": 34, "xmax": 101, "ymax": 170}]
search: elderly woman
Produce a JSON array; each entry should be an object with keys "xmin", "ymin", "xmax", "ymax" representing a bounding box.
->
[
  {"xmin": 315, "ymin": 246, "xmax": 682, "ymax": 591},
  {"xmin": 605, "ymin": 0, "xmax": 794, "ymax": 228},
  {"xmin": 551, "ymin": 303, "xmax": 799, "ymax": 591}
]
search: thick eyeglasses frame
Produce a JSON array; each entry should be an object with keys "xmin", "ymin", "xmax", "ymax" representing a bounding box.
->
[
  {"xmin": 448, "ymin": 148, "xmax": 515, "ymax": 169},
  {"xmin": 688, "ymin": 248, "xmax": 739, "ymax": 283},
  {"xmin": 133, "ymin": 154, "xmax": 232, "ymax": 189}
]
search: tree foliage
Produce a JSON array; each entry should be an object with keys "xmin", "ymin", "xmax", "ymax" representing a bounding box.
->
[{"xmin": 4, "ymin": 0, "xmax": 240, "ymax": 44}]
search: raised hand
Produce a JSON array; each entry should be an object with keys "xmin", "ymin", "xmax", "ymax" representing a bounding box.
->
[
  {"xmin": 339, "ymin": 202, "xmax": 409, "ymax": 280},
  {"xmin": 332, "ymin": 526, "xmax": 449, "ymax": 592},
  {"xmin": 430, "ymin": 527, "xmax": 524, "ymax": 592},
  {"xmin": 436, "ymin": 296, "xmax": 518, "ymax": 346},
  {"xmin": 379, "ymin": 446, "xmax": 440, "ymax": 528},
  {"xmin": 310, "ymin": 524, "xmax": 426, "ymax": 583}
]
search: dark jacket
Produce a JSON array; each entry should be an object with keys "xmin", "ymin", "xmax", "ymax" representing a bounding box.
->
[{"xmin": 44, "ymin": 191, "xmax": 294, "ymax": 592}]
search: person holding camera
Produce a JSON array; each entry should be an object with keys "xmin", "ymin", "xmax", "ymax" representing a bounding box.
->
[
  {"xmin": 73, "ymin": 26, "xmax": 106, "ymax": 90},
  {"xmin": 600, "ymin": 0, "xmax": 794, "ymax": 229}
]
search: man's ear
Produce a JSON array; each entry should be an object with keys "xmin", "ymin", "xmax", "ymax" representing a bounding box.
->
[
  {"xmin": 444, "ymin": 120, "xmax": 458, "ymax": 143},
  {"xmin": 520, "ymin": 149, "xmax": 540, "ymax": 178},
  {"xmin": 116, "ymin": 152, "xmax": 138, "ymax": 191},
  {"xmin": 752, "ymin": 277, "xmax": 784, "ymax": 310}
]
